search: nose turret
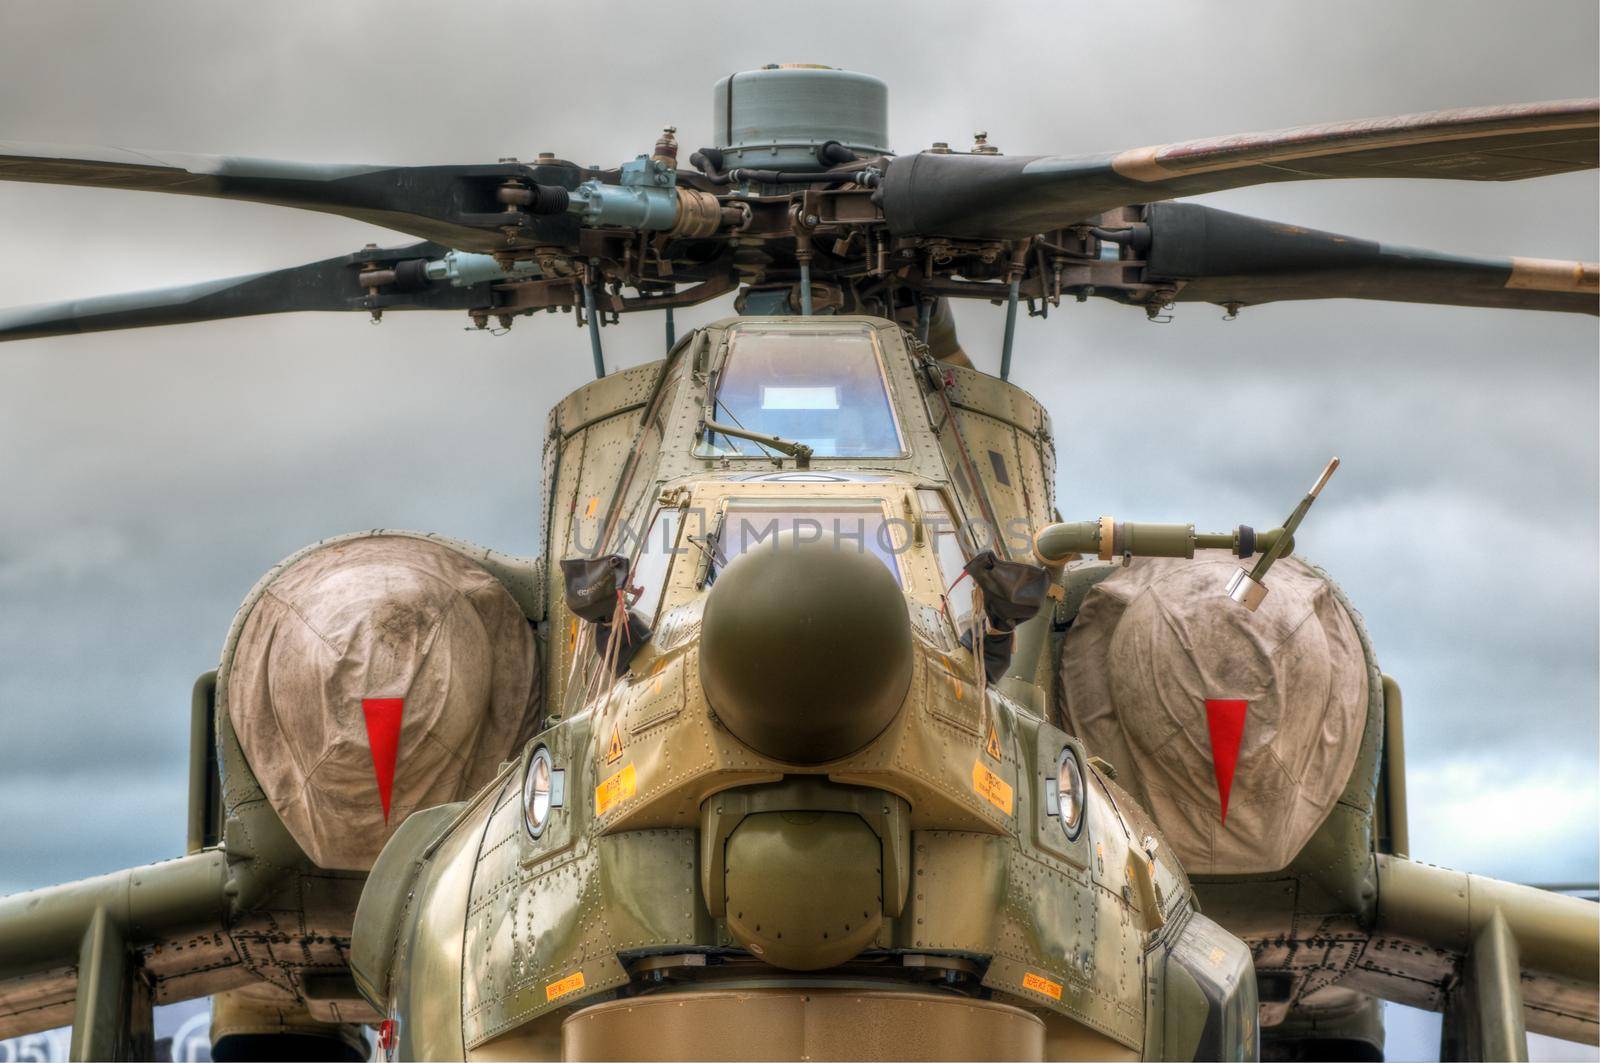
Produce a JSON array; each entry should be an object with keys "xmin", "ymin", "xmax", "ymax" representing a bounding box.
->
[{"xmin": 700, "ymin": 531, "xmax": 912, "ymax": 763}]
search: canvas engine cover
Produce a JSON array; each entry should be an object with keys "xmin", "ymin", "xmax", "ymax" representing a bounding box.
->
[
  {"xmin": 227, "ymin": 535, "xmax": 539, "ymax": 870},
  {"xmin": 1060, "ymin": 555, "xmax": 1369, "ymax": 875}
]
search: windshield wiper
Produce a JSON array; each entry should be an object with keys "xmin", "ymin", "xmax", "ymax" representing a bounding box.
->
[{"xmin": 700, "ymin": 418, "xmax": 813, "ymax": 468}]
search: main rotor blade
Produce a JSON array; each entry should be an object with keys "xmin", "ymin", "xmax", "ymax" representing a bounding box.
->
[
  {"xmin": 1143, "ymin": 202, "xmax": 1598, "ymax": 315},
  {"xmin": 0, "ymin": 242, "xmax": 501, "ymax": 342},
  {"xmin": 0, "ymin": 142, "xmax": 584, "ymax": 252},
  {"xmin": 883, "ymin": 99, "xmax": 1599, "ymax": 238}
]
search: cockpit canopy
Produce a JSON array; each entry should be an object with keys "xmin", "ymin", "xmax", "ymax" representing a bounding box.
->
[{"xmin": 699, "ymin": 323, "xmax": 905, "ymax": 459}]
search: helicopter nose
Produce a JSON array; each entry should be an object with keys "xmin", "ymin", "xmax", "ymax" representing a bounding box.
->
[{"xmin": 700, "ymin": 530, "xmax": 913, "ymax": 763}]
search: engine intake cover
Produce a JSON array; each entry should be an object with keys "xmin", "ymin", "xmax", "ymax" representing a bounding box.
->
[
  {"xmin": 226, "ymin": 535, "xmax": 539, "ymax": 870},
  {"xmin": 1060, "ymin": 555, "xmax": 1369, "ymax": 875}
]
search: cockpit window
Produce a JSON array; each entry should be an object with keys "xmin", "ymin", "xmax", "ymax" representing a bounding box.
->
[
  {"xmin": 700, "ymin": 325, "xmax": 905, "ymax": 459},
  {"xmin": 919, "ymin": 488, "xmax": 973, "ymax": 628},
  {"xmin": 627, "ymin": 506, "xmax": 682, "ymax": 623},
  {"xmin": 707, "ymin": 502, "xmax": 902, "ymax": 585}
]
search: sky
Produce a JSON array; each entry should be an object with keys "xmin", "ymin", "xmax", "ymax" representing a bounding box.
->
[{"xmin": 0, "ymin": 2, "xmax": 1594, "ymax": 1059}]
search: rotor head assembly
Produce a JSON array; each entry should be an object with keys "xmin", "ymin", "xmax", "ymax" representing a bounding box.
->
[{"xmin": 0, "ymin": 76, "xmax": 1587, "ymax": 361}]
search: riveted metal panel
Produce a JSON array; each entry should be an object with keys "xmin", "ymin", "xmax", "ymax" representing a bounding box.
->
[
  {"xmin": 563, "ymin": 416, "xmax": 643, "ymax": 558},
  {"xmin": 977, "ymin": 713, "xmax": 1152, "ymax": 1052},
  {"xmin": 594, "ymin": 830, "xmax": 708, "ymax": 952},
  {"xmin": 550, "ymin": 362, "xmax": 659, "ymax": 439},
  {"xmin": 460, "ymin": 816, "xmax": 703, "ymax": 1048},
  {"xmin": 463, "ymin": 718, "xmax": 605, "ymax": 1047},
  {"xmin": 899, "ymin": 830, "xmax": 1011, "ymax": 952},
  {"xmin": 926, "ymin": 651, "xmax": 983, "ymax": 736},
  {"xmin": 986, "ymin": 853, "xmax": 1142, "ymax": 1051},
  {"xmin": 941, "ymin": 366, "xmax": 1050, "ymax": 439},
  {"xmin": 623, "ymin": 650, "xmax": 687, "ymax": 736},
  {"xmin": 832, "ymin": 653, "xmax": 1021, "ymax": 835},
  {"xmin": 388, "ymin": 806, "xmax": 481, "ymax": 1061},
  {"xmin": 947, "ymin": 405, "xmax": 1035, "ymax": 551},
  {"xmin": 463, "ymin": 829, "xmax": 708, "ymax": 1049}
]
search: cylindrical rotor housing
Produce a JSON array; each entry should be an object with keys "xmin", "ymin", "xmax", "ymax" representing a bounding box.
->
[{"xmin": 712, "ymin": 65, "xmax": 890, "ymax": 171}]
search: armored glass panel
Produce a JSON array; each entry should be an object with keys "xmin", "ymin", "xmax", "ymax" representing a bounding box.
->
[
  {"xmin": 711, "ymin": 503, "xmax": 901, "ymax": 585},
  {"xmin": 918, "ymin": 488, "xmax": 972, "ymax": 627},
  {"xmin": 702, "ymin": 325, "xmax": 905, "ymax": 458},
  {"xmin": 628, "ymin": 507, "xmax": 682, "ymax": 623}
]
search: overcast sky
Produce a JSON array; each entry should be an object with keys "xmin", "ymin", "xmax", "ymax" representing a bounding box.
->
[{"xmin": 0, "ymin": 2, "xmax": 1594, "ymax": 1059}]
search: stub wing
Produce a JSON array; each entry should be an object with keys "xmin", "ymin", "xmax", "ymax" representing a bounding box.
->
[
  {"xmin": 1345, "ymin": 855, "xmax": 1599, "ymax": 1054},
  {"xmin": 0, "ymin": 846, "xmax": 377, "ymax": 1054},
  {"xmin": 0, "ymin": 852, "xmax": 242, "ymax": 1048}
]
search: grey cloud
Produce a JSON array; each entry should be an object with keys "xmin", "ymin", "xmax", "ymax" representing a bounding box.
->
[{"xmin": 0, "ymin": 770, "xmax": 185, "ymax": 897}]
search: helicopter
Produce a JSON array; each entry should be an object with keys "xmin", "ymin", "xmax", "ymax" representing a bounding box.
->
[{"xmin": 0, "ymin": 63, "xmax": 1595, "ymax": 1062}]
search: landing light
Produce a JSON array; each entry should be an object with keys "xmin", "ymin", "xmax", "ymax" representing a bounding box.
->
[
  {"xmin": 1056, "ymin": 746, "xmax": 1086, "ymax": 840},
  {"xmin": 523, "ymin": 746, "xmax": 565, "ymax": 839}
]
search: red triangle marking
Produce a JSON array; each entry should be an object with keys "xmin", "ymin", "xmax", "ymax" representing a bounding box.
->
[
  {"xmin": 1204, "ymin": 699, "xmax": 1248, "ymax": 826},
  {"xmin": 361, "ymin": 698, "xmax": 405, "ymax": 824}
]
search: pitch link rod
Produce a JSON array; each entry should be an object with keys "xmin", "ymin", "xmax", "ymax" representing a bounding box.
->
[
  {"xmin": 1033, "ymin": 518, "xmax": 1292, "ymax": 566},
  {"xmin": 582, "ymin": 275, "xmax": 605, "ymax": 379}
]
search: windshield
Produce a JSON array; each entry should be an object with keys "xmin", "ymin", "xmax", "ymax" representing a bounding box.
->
[
  {"xmin": 702, "ymin": 325, "xmax": 905, "ymax": 459},
  {"xmin": 708, "ymin": 503, "xmax": 902, "ymax": 585}
]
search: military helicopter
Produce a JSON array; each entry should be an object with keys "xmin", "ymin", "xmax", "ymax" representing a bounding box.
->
[{"xmin": 0, "ymin": 64, "xmax": 1596, "ymax": 1062}]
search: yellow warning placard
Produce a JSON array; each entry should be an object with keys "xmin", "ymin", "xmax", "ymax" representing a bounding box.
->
[
  {"xmin": 983, "ymin": 721, "xmax": 1002, "ymax": 761},
  {"xmin": 546, "ymin": 971, "xmax": 586, "ymax": 1002},
  {"xmin": 1022, "ymin": 971, "xmax": 1063, "ymax": 1000},
  {"xmin": 595, "ymin": 763, "xmax": 637, "ymax": 816},
  {"xmin": 604, "ymin": 724, "xmax": 623, "ymax": 763},
  {"xmin": 971, "ymin": 759, "xmax": 1014, "ymax": 815}
]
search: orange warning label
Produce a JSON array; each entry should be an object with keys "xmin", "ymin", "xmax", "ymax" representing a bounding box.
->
[
  {"xmin": 604, "ymin": 724, "xmax": 623, "ymax": 763},
  {"xmin": 595, "ymin": 763, "xmax": 637, "ymax": 815},
  {"xmin": 971, "ymin": 759, "xmax": 1014, "ymax": 815},
  {"xmin": 1022, "ymin": 971, "xmax": 1063, "ymax": 1000},
  {"xmin": 983, "ymin": 721, "xmax": 1002, "ymax": 761},
  {"xmin": 546, "ymin": 971, "xmax": 586, "ymax": 1001}
]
